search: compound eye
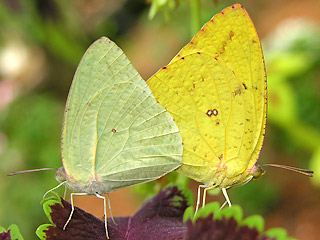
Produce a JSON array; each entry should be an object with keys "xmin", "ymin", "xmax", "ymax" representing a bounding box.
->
[{"xmin": 252, "ymin": 165, "xmax": 265, "ymax": 180}]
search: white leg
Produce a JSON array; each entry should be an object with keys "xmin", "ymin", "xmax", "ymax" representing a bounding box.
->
[
  {"xmin": 43, "ymin": 181, "xmax": 66, "ymax": 200},
  {"xmin": 219, "ymin": 201, "xmax": 228, "ymax": 210},
  {"xmin": 195, "ymin": 185, "xmax": 206, "ymax": 218},
  {"xmin": 95, "ymin": 193, "xmax": 109, "ymax": 239},
  {"xmin": 63, "ymin": 184, "xmax": 67, "ymax": 199},
  {"xmin": 63, "ymin": 192, "xmax": 88, "ymax": 231},
  {"xmin": 221, "ymin": 188, "xmax": 231, "ymax": 207},
  {"xmin": 106, "ymin": 193, "xmax": 116, "ymax": 225},
  {"xmin": 202, "ymin": 185, "xmax": 217, "ymax": 208}
]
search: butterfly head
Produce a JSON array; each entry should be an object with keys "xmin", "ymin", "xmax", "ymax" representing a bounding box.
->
[
  {"xmin": 55, "ymin": 167, "xmax": 67, "ymax": 183},
  {"xmin": 251, "ymin": 164, "xmax": 266, "ymax": 180}
]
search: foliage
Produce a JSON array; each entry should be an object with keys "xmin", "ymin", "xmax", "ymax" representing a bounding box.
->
[
  {"xmin": 0, "ymin": 224, "xmax": 24, "ymax": 240},
  {"xmin": 0, "ymin": 94, "xmax": 63, "ymax": 238},
  {"xmin": 264, "ymin": 19, "xmax": 320, "ymax": 184},
  {"xmin": 33, "ymin": 187, "xmax": 295, "ymax": 239}
]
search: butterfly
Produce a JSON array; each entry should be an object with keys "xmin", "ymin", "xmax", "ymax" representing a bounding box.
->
[
  {"xmin": 9, "ymin": 37, "xmax": 183, "ymax": 238},
  {"xmin": 147, "ymin": 4, "xmax": 312, "ymax": 214}
]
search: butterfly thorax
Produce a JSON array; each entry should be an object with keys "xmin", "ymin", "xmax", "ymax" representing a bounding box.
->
[
  {"xmin": 201, "ymin": 164, "xmax": 265, "ymax": 189},
  {"xmin": 55, "ymin": 167, "xmax": 104, "ymax": 195}
]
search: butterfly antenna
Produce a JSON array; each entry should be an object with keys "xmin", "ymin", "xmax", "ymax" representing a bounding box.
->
[
  {"xmin": 7, "ymin": 168, "xmax": 57, "ymax": 176},
  {"xmin": 262, "ymin": 164, "xmax": 313, "ymax": 177}
]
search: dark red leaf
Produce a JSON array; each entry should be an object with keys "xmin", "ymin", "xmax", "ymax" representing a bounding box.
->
[
  {"xmin": 42, "ymin": 186, "xmax": 188, "ymax": 240},
  {"xmin": 0, "ymin": 230, "xmax": 13, "ymax": 240},
  {"xmin": 184, "ymin": 214, "xmax": 275, "ymax": 240}
]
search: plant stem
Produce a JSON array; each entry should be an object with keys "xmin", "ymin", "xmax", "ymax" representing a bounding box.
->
[{"xmin": 189, "ymin": 0, "xmax": 201, "ymax": 36}]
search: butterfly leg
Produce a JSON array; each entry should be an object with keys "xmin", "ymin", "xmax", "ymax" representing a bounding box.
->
[
  {"xmin": 195, "ymin": 185, "xmax": 206, "ymax": 217},
  {"xmin": 221, "ymin": 188, "xmax": 232, "ymax": 207},
  {"xmin": 63, "ymin": 192, "xmax": 88, "ymax": 231},
  {"xmin": 63, "ymin": 184, "xmax": 67, "ymax": 199},
  {"xmin": 95, "ymin": 193, "xmax": 111, "ymax": 239},
  {"xmin": 202, "ymin": 185, "xmax": 218, "ymax": 208},
  {"xmin": 219, "ymin": 201, "xmax": 228, "ymax": 210},
  {"xmin": 42, "ymin": 181, "xmax": 66, "ymax": 200},
  {"xmin": 106, "ymin": 193, "xmax": 117, "ymax": 225}
]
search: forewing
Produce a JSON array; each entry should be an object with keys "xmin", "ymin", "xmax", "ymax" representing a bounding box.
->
[
  {"xmin": 61, "ymin": 37, "xmax": 182, "ymax": 189},
  {"xmin": 147, "ymin": 4, "xmax": 266, "ymax": 184}
]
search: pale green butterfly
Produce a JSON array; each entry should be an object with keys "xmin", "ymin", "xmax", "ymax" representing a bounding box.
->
[{"xmin": 9, "ymin": 37, "xmax": 183, "ymax": 238}]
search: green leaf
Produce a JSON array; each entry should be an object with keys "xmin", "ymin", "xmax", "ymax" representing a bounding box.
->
[
  {"xmin": 0, "ymin": 224, "xmax": 24, "ymax": 240},
  {"xmin": 207, "ymin": 188, "xmax": 220, "ymax": 196},
  {"xmin": 148, "ymin": 0, "xmax": 179, "ymax": 20},
  {"xmin": 241, "ymin": 215, "xmax": 265, "ymax": 233},
  {"xmin": 183, "ymin": 206, "xmax": 194, "ymax": 222},
  {"xmin": 178, "ymin": 187, "xmax": 194, "ymax": 208},
  {"xmin": 220, "ymin": 205, "xmax": 243, "ymax": 223},
  {"xmin": 41, "ymin": 193, "xmax": 63, "ymax": 223},
  {"xmin": 36, "ymin": 224, "xmax": 52, "ymax": 240},
  {"xmin": 265, "ymin": 227, "xmax": 296, "ymax": 240},
  {"xmin": 8, "ymin": 224, "xmax": 24, "ymax": 240},
  {"xmin": 195, "ymin": 202, "xmax": 220, "ymax": 220}
]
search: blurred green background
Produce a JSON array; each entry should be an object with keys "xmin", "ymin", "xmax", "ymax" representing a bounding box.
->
[{"xmin": 0, "ymin": 0, "xmax": 319, "ymax": 239}]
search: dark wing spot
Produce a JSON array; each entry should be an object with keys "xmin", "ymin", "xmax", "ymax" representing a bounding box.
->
[
  {"xmin": 215, "ymin": 120, "xmax": 220, "ymax": 126},
  {"xmin": 197, "ymin": 52, "xmax": 201, "ymax": 55},
  {"xmin": 162, "ymin": 66, "xmax": 167, "ymax": 70},
  {"xmin": 221, "ymin": 11, "xmax": 225, "ymax": 15},
  {"xmin": 220, "ymin": 41, "xmax": 227, "ymax": 54},
  {"xmin": 242, "ymin": 83, "xmax": 248, "ymax": 90},
  {"xmin": 181, "ymin": 57, "xmax": 185, "ymax": 60},
  {"xmin": 229, "ymin": 31, "xmax": 234, "ymax": 40}
]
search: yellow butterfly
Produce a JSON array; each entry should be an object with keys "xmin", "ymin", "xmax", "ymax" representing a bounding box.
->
[
  {"xmin": 148, "ymin": 4, "xmax": 313, "ymax": 214},
  {"xmin": 148, "ymin": 4, "xmax": 267, "ymax": 212}
]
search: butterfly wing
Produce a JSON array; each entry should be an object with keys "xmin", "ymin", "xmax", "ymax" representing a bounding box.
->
[
  {"xmin": 61, "ymin": 37, "xmax": 183, "ymax": 193},
  {"xmin": 147, "ymin": 4, "xmax": 266, "ymax": 187}
]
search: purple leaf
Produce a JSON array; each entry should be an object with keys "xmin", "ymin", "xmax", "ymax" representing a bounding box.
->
[
  {"xmin": 184, "ymin": 214, "xmax": 275, "ymax": 240},
  {"xmin": 0, "ymin": 225, "xmax": 23, "ymax": 240},
  {"xmin": 109, "ymin": 186, "xmax": 187, "ymax": 240},
  {"xmin": 40, "ymin": 186, "xmax": 188, "ymax": 240},
  {"xmin": 42, "ymin": 198, "xmax": 106, "ymax": 240},
  {"xmin": 0, "ymin": 230, "xmax": 12, "ymax": 240}
]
